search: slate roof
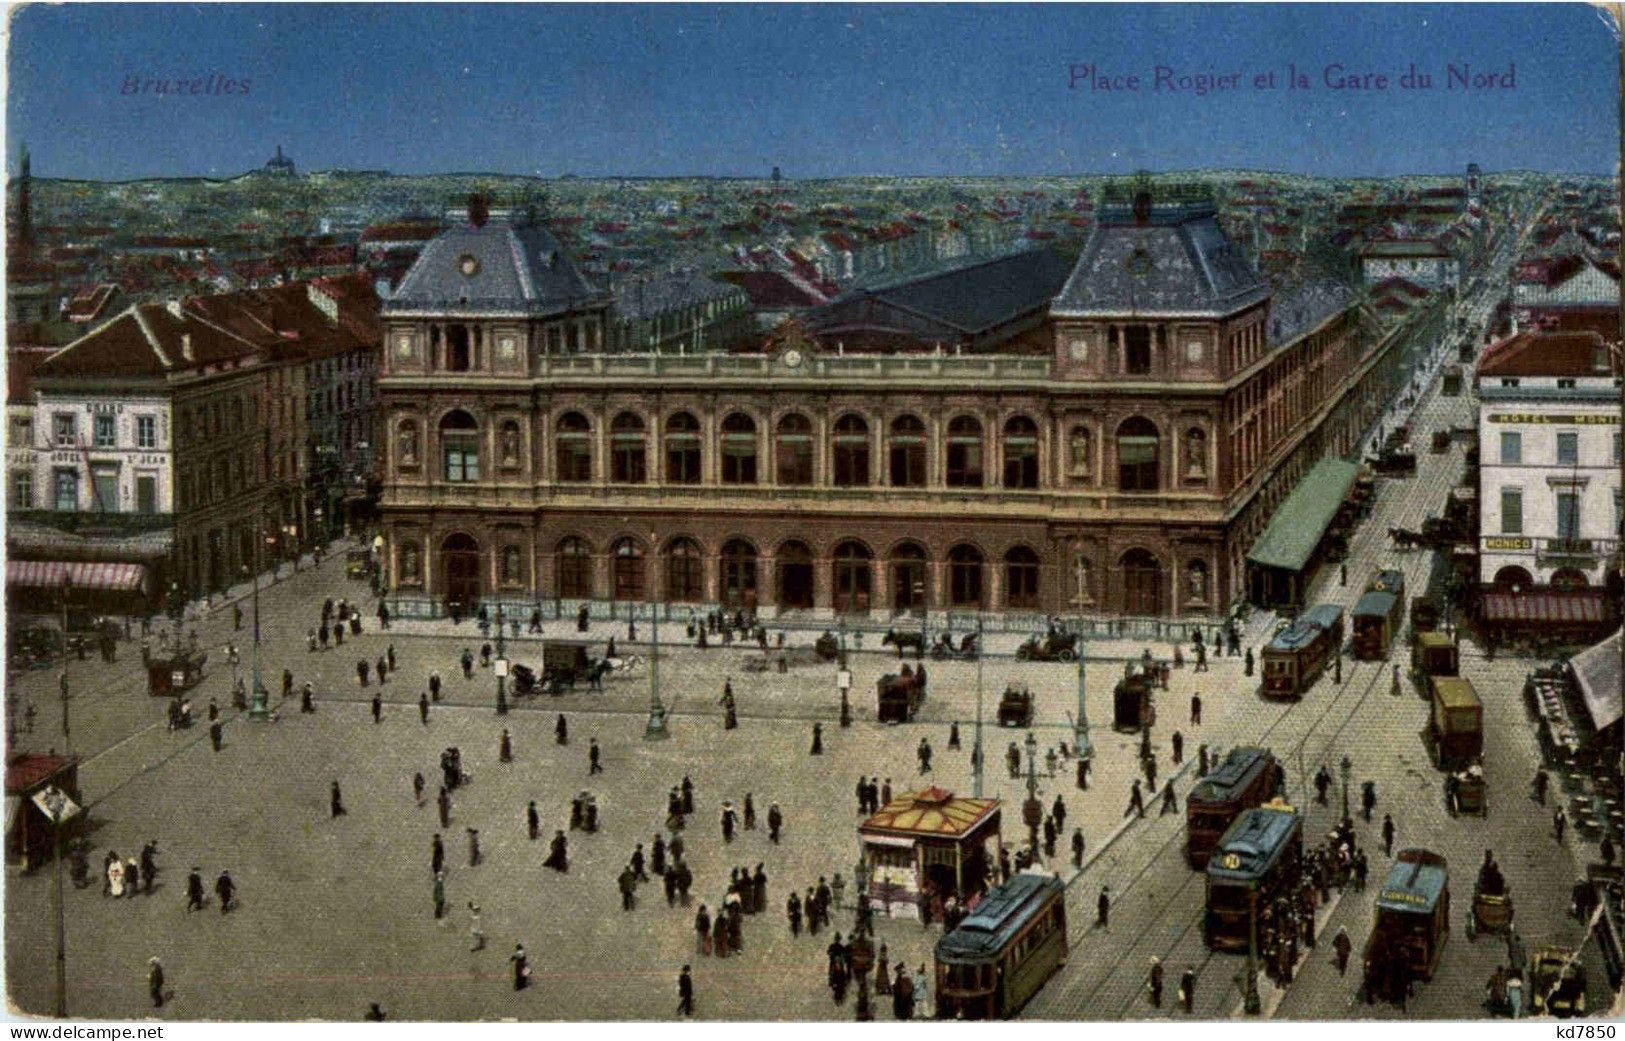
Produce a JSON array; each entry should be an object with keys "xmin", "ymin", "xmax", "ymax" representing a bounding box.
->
[
  {"xmin": 385, "ymin": 214, "xmax": 603, "ymax": 317},
  {"xmin": 1247, "ymin": 459, "xmax": 1361, "ymax": 572},
  {"xmin": 1052, "ymin": 205, "xmax": 1269, "ymax": 317},
  {"xmin": 813, "ymin": 248, "xmax": 1075, "ymax": 337},
  {"xmin": 1267, "ymin": 282, "xmax": 1354, "ymax": 346},
  {"xmin": 613, "ymin": 272, "xmax": 743, "ymax": 321}
]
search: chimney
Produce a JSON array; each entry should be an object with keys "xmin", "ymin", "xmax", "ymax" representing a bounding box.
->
[{"xmin": 180, "ymin": 333, "xmax": 194, "ymax": 362}]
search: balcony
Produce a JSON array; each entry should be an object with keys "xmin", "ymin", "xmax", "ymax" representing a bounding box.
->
[
  {"xmin": 1537, "ymin": 536, "xmax": 1616, "ymax": 566},
  {"xmin": 383, "ymin": 351, "xmax": 1055, "ymax": 386}
]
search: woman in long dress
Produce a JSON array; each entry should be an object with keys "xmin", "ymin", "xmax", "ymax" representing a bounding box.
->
[{"xmin": 107, "ymin": 857, "xmax": 126, "ymax": 897}]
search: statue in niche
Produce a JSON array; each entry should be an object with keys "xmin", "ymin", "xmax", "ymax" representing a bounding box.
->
[
  {"xmin": 1187, "ymin": 565, "xmax": 1207, "ymax": 604},
  {"xmin": 1072, "ymin": 555, "xmax": 1093, "ymax": 604},
  {"xmin": 501, "ymin": 424, "xmax": 521, "ymax": 465},
  {"xmin": 401, "ymin": 545, "xmax": 420, "ymax": 582},
  {"xmin": 399, "ymin": 424, "xmax": 419, "ymax": 466},
  {"xmin": 1185, "ymin": 428, "xmax": 1207, "ymax": 478}
]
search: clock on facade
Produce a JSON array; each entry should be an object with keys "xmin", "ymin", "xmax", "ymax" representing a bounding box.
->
[
  {"xmin": 782, "ymin": 349, "xmax": 803, "ymax": 368},
  {"xmin": 458, "ymin": 254, "xmax": 480, "ymax": 277}
]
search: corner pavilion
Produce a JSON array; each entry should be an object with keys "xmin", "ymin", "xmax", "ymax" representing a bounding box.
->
[{"xmin": 859, "ymin": 786, "xmax": 1000, "ymax": 920}]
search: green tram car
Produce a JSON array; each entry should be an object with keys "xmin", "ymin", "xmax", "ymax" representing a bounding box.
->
[
  {"xmin": 934, "ymin": 872, "xmax": 1067, "ymax": 1019},
  {"xmin": 1203, "ymin": 801, "xmax": 1304, "ymax": 952}
]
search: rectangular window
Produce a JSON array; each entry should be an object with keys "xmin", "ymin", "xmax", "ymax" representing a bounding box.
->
[
  {"xmin": 91, "ymin": 464, "xmax": 118, "ymax": 512},
  {"xmin": 1499, "ymin": 431, "xmax": 1521, "ymax": 465},
  {"xmin": 93, "ymin": 414, "xmax": 115, "ymax": 448},
  {"xmin": 136, "ymin": 474, "xmax": 158, "ymax": 514},
  {"xmin": 443, "ymin": 436, "xmax": 481, "ymax": 482},
  {"xmin": 9, "ymin": 470, "xmax": 33, "ymax": 510},
  {"xmin": 1557, "ymin": 378, "xmax": 1576, "ymax": 390},
  {"xmin": 1556, "ymin": 432, "xmax": 1579, "ymax": 466},
  {"xmin": 1556, "ymin": 491, "xmax": 1580, "ymax": 540},
  {"xmin": 136, "ymin": 415, "xmax": 157, "ymax": 449},
  {"xmin": 1500, "ymin": 488, "xmax": 1523, "ymax": 535},
  {"xmin": 52, "ymin": 413, "xmax": 77, "ymax": 447},
  {"xmin": 1124, "ymin": 326, "xmax": 1152, "ymax": 375},
  {"xmin": 53, "ymin": 469, "xmax": 78, "ymax": 511},
  {"xmin": 9, "ymin": 416, "xmax": 33, "ymax": 448},
  {"xmin": 1500, "ymin": 378, "xmax": 1519, "ymax": 388}
]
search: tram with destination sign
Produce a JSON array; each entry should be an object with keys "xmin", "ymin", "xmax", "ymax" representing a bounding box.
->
[
  {"xmin": 1261, "ymin": 605, "xmax": 1344, "ymax": 698},
  {"xmin": 1203, "ymin": 800, "xmax": 1303, "ymax": 952},
  {"xmin": 934, "ymin": 872, "xmax": 1067, "ymax": 1020},
  {"xmin": 1363, "ymin": 849, "xmax": 1450, "ymax": 1004},
  {"xmin": 1186, "ymin": 747, "xmax": 1280, "ymax": 869},
  {"xmin": 1351, "ymin": 571, "xmax": 1406, "ymax": 661}
]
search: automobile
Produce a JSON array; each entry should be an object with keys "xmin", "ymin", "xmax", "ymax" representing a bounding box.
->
[
  {"xmin": 996, "ymin": 685, "xmax": 1033, "ymax": 727},
  {"xmin": 1529, "ymin": 946, "xmax": 1587, "ymax": 1017},
  {"xmin": 1015, "ymin": 631, "xmax": 1077, "ymax": 663}
]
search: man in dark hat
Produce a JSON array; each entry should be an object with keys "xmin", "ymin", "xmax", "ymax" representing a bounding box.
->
[
  {"xmin": 419, "ymin": 691, "xmax": 430, "ymax": 725},
  {"xmin": 330, "ymin": 780, "xmax": 346, "ymax": 817},
  {"xmin": 1097, "ymin": 885, "xmax": 1110, "ymax": 928},
  {"xmin": 431, "ymin": 833, "xmax": 445, "ymax": 876},
  {"xmin": 499, "ymin": 729, "xmax": 513, "ymax": 763},
  {"xmin": 438, "ymin": 786, "xmax": 451, "ymax": 829},
  {"xmin": 556, "ymin": 714, "xmax": 569, "ymax": 745},
  {"xmin": 677, "ymin": 964, "xmax": 695, "ymax": 1016},
  {"xmin": 186, "ymin": 868, "xmax": 205, "ymax": 911},
  {"xmin": 528, "ymin": 801, "xmax": 540, "ymax": 840},
  {"xmin": 371, "ymin": 693, "xmax": 382, "ymax": 724},
  {"xmin": 215, "ymin": 870, "xmax": 234, "ymax": 914}
]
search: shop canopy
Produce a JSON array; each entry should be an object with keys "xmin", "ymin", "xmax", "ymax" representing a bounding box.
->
[
  {"xmin": 1570, "ymin": 628, "xmax": 1622, "ymax": 732},
  {"xmin": 6, "ymin": 560, "xmax": 149, "ymax": 593},
  {"xmin": 1246, "ymin": 459, "xmax": 1361, "ymax": 573},
  {"xmin": 1480, "ymin": 592, "xmax": 1607, "ymax": 624}
]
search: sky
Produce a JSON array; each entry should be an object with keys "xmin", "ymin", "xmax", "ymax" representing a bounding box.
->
[{"xmin": 5, "ymin": 3, "xmax": 1620, "ymax": 180}]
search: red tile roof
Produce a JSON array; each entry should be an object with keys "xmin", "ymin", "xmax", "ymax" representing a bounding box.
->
[
  {"xmin": 6, "ymin": 753, "xmax": 75, "ymax": 795},
  {"xmin": 1477, "ymin": 329, "xmax": 1616, "ymax": 378}
]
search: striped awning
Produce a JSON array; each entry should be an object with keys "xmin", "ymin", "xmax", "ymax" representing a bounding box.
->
[
  {"xmin": 1481, "ymin": 591, "xmax": 1606, "ymax": 624},
  {"xmin": 6, "ymin": 560, "xmax": 149, "ymax": 593}
]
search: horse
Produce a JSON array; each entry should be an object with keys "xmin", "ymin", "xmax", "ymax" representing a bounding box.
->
[{"xmin": 882, "ymin": 629, "xmax": 925, "ymax": 659}]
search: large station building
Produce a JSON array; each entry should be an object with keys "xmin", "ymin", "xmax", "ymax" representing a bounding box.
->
[{"xmin": 376, "ymin": 188, "xmax": 1420, "ymax": 624}]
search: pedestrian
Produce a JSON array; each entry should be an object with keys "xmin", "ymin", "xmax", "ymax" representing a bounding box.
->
[
  {"xmin": 125, "ymin": 856, "xmax": 141, "ymax": 898},
  {"xmin": 948, "ymin": 721, "xmax": 960, "ymax": 750},
  {"xmin": 333, "ymin": 621, "xmax": 343, "ymax": 647},
  {"xmin": 787, "ymin": 892, "xmax": 803, "ymax": 935},
  {"xmin": 677, "ymin": 964, "xmax": 695, "ymax": 1016},
  {"xmin": 330, "ymin": 780, "xmax": 346, "ymax": 817},
  {"xmin": 300, "ymin": 682, "xmax": 315, "ymax": 713},
  {"xmin": 1145, "ymin": 755, "xmax": 1158, "ymax": 792},
  {"xmin": 1053, "ymin": 794, "xmax": 1067, "ymax": 831},
  {"xmin": 1382, "ymin": 813, "xmax": 1395, "ymax": 856},
  {"xmin": 619, "ymin": 865, "xmax": 637, "ymax": 911},
  {"xmin": 696, "ymin": 905, "xmax": 712, "ymax": 955},
  {"xmin": 1172, "ymin": 730, "xmax": 1183, "ymax": 763},
  {"xmin": 1127, "ymin": 780, "xmax": 1145, "ymax": 818},
  {"xmin": 682, "ymin": 775, "xmax": 695, "ymax": 814},
  {"xmin": 1179, "ymin": 966, "xmax": 1195, "ymax": 1013},
  {"xmin": 186, "ymin": 867, "xmax": 204, "ymax": 911},
  {"xmin": 913, "ymin": 964, "xmax": 930, "ymax": 1019},
  {"xmin": 371, "ymin": 693, "xmax": 382, "ymax": 724},
  {"xmin": 499, "ymin": 729, "xmax": 513, "ymax": 763},
  {"xmin": 358, "ymin": 659, "xmax": 369, "ymax": 687},
  {"xmin": 429, "ymin": 671, "xmax": 441, "ymax": 702},
  {"xmin": 721, "ymin": 802, "xmax": 737, "ymax": 843},
  {"xmin": 376, "ymin": 655, "xmax": 388, "ymax": 684},
  {"xmin": 882, "ymin": 778, "xmax": 893, "ymax": 807},
  {"xmin": 810, "ymin": 722, "xmax": 823, "ymax": 755},
  {"xmin": 379, "ymin": 603, "xmax": 391, "ymax": 632},
  {"xmin": 1076, "ymin": 755, "xmax": 1090, "ymax": 790},
  {"xmin": 589, "ymin": 738, "xmax": 603, "ymax": 774},
  {"xmin": 1244, "ymin": 647, "xmax": 1255, "ymax": 677},
  {"xmin": 1534, "ymin": 768, "xmax": 1548, "ymax": 805},
  {"xmin": 630, "ymin": 843, "xmax": 648, "ymax": 881},
  {"xmin": 768, "ymin": 801, "xmax": 783, "ymax": 843},
  {"xmin": 141, "ymin": 841, "xmax": 157, "ymax": 895},
  {"xmin": 1194, "ymin": 644, "xmax": 1207, "ymax": 672},
  {"xmin": 148, "ymin": 956, "xmax": 165, "ymax": 1008},
  {"xmin": 524, "ymin": 799, "xmax": 540, "ymax": 840},
  {"xmin": 1160, "ymin": 781, "xmax": 1178, "ymax": 816},
  {"xmin": 209, "ymin": 720, "xmax": 222, "ymax": 752},
  {"xmin": 215, "ymin": 870, "xmax": 234, "ymax": 914},
  {"xmin": 1507, "ymin": 970, "xmax": 1523, "ymax": 1019},
  {"xmin": 431, "ymin": 832, "xmax": 445, "ymax": 875},
  {"xmin": 1043, "ymin": 815, "xmax": 1057, "ymax": 858},
  {"xmin": 413, "ymin": 772, "xmax": 425, "ymax": 806},
  {"xmin": 234, "ymin": 603, "xmax": 243, "ymax": 631},
  {"xmin": 1097, "ymin": 885, "xmax": 1110, "ymax": 928},
  {"xmin": 510, "ymin": 943, "xmax": 530, "ymax": 991},
  {"xmin": 461, "ymin": 648, "xmax": 474, "ymax": 679},
  {"xmin": 1333, "ymin": 925, "xmax": 1351, "ymax": 974},
  {"xmin": 468, "ymin": 901, "xmax": 486, "ymax": 951},
  {"xmin": 1072, "ymin": 828, "xmax": 1085, "ymax": 867},
  {"xmin": 918, "ymin": 737, "xmax": 932, "ymax": 773},
  {"xmin": 419, "ymin": 691, "xmax": 430, "ymax": 725},
  {"xmin": 1554, "ymin": 808, "xmax": 1567, "ymax": 843},
  {"xmin": 1146, "ymin": 957, "xmax": 1164, "ymax": 1007},
  {"xmin": 744, "ymin": 793, "xmax": 757, "ymax": 830},
  {"xmin": 433, "ymin": 870, "xmax": 446, "ymax": 918},
  {"xmin": 1190, "ymin": 692, "xmax": 1202, "ymax": 725},
  {"xmin": 438, "ymin": 786, "xmax": 451, "ymax": 828},
  {"xmin": 364, "ymin": 1003, "xmax": 386, "ymax": 1021},
  {"xmin": 464, "ymin": 827, "xmax": 480, "ymax": 867},
  {"xmin": 319, "ymin": 623, "xmax": 330, "ymax": 649}
]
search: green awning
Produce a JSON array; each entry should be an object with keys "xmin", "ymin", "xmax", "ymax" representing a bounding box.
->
[{"xmin": 1246, "ymin": 459, "xmax": 1361, "ymax": 573}]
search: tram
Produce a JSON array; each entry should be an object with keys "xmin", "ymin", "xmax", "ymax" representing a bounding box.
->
[
  {"xmin": 1363, "ymin": 849, "xmax": 1450, "ymax": 1003},
  {"xmin": 1260, "ymin": 605, "xmax": 1344, "ymax": 698},
  {"xmin": 1351, "ymin": 570, "xmax": 1406, "ymax": 661},
  {"xmin": 934, "ymin": 872, "xmax": 1067, "ymax": 1019},
  {"xmin": 1186, "ymin": 747, "xmax": 1280, "ymax": 869},
  {"xmin": 1203, "ymin": 800, "xmax": 1304, "ymax": 952}
]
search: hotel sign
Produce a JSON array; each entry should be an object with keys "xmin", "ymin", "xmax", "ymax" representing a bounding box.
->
[
  {"xmin": 1487, "ymin": 413, "xmax": 1619, "ymax": 425},
  {"xmin": 1483, "ymin": 537, "xmax": 1532, "ymax": 551}
]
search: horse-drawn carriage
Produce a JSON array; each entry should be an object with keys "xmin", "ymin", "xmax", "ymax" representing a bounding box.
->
[
  {"xmin": 1113, "ymin": 665, "xmax": 1156, "ymax": 731},
  {"xmin": 996, "ymin": 685, "xmax": 1034, "ymax": 727},
  {"xmin": 511, "ymin": 642, "xmax": 615, "ymax": 695},
  {"xmin": 877, "ymin": 666, "xmax": 927, "ymax": 723},
  {"xmin": 1446, "ymin": 764, "xmax": 1486, "ymax": 817},
  {"xmin": 1466, "ymin": 853, "xmax": 1512, "ymax": 940},
  {"xmin": 882, "ymin": 628, "xmax": 927, "ymax": 658},
  {"xmin": 930, "ymin": 632, "xmax": 979, "ymax": 661},
  {"xmin": 1015, "ymin": 630, "xmax": 1077, "ymax": 663},
  {"xmin": 813, "ymin": 631, "xmax": 841, "ymax": 662}
]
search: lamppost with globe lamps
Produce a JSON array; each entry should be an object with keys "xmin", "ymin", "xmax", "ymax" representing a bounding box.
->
[
  {"xmin": 1023, "ymin": 730, "xmax": 1042, "ymax": 863},
  {"xmin": 644, "ymin": 600, "xmax": 668, "ymax": 740},
  {"xmin": 1340, "ymin": 755, "xmax": 1352, "ymax": 825},
  {"xmin": 849, "ymin": 895, "xmax": 875, "ymax": 1021},
  {"xmin": 494, "ymin": 603, "xmax": 508, "ymax": 715}
]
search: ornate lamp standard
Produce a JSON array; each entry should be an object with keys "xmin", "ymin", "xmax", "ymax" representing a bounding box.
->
[
  {"xmin": 644, "ymin": 600, "xmax": 668, "ymax": 739},
  {"xmin": 973, "ymin": 620, "xmax": 986, "ymax": 797},
  {"xmin": 1023, "ymin": 730, "xmax": 1042, "ymax": 862},
  {"xmin": 1074, "ymin": 630, "xmax": 1093, "ymax": 765},
  {"xmin": 247, "ymin": 528, "xmax": 273, "ymax": 720},
  {"xmin": 494, "ymin": 603, "xmax": 508, "ymax": 715},
  {"xmin": 849, "ymin": 896, "xmax": 876, "ymax": 1021},
  {"xmin": 1340, "ymin": 755, "xmax": 1353, "ymax": 825}
]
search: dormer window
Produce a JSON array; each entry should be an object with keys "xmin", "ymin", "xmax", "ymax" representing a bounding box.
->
[
  {"xmin": 1500, "ymin": 378, "xmax": 1519, "ymax": 388},
  {"xmin": 1557, "ymin": 378, "xmax": 1576, "ymax": 390}
]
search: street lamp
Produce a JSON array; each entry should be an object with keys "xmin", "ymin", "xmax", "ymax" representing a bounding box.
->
[
  {"xmin": 644, "ymin": 600, "xmax": 668, "ymax": 740},
  {"xmin": 247, "ymin": 529, "xmax": 272, "ymax": 720},
  {"xmin": 494, "ymin": 603, "xmax": 508, "ymax": 715},
  {"xmin": 849, "ymin": 898, "xmax": 875, "ymax": 1021},
  {"xmin": 1074, "ymin": 629, "xmax": 1092, "ymax": 765},
  {"xmin": 1023, "ymin": 730, "xmax": 1042, "ymax": 863},
  {"xmin": 973, "ymin": 620, "xmax": 985, "ymax": 798},
  {"xmin": 1339, "ymin": 755, "xmax": 1352, "ymax": 825}
]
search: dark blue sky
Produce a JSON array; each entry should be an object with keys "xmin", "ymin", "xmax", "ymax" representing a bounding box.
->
[{"xmin": 7, "ymin": 3, "xmax": 1619, "ymax": 180}]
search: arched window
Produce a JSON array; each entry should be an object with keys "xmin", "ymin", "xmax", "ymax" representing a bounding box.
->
[
  {"xmin": 555, "ymin": 536, "xmax": 592, "ymax": 598},
  {"xmin": 1005, "ymin": 546, "xmax": 1040, "ymax": 609},
  {"xmin": 1184, "ymin": 428, "xmax": 1208, "ymax": 481},
  {"xmin": 775, "ymin": 414, "xmax": 813, "ymax": 486},
  {"xmin": 1003, "ymin": 416, "xmax": 1039, "ymax": 489},
  {"xmin": 665, "ymin": 411, "xmax": 701, "ymax": 484},
  {"xmin": 399, "ymin": 541, "xmax": 422, "ymax": 585},
  {"xmin": 720, "ymin": 413, "xmax": 758, "ymax": 484},
  {"xmin": 500, "ymin": 545, "xmax": 524, "ymax": 587},
  {"xmin": 832, "ymin": 414, "xmax": 870, "ymax": 487},
  {"xmin": 946, "ymin": 416, "xmax": 984, "ymax": 488},
  {"xmin": 1067, "ymin": 426, "xmax": 1091, "ymax": 483},
  {"xmin": 555, "ymin": 412, "xmax": 592, "ymax": 482},
  {"xmin": 611, "ymin": 538, "xmax": 645, "ymax": 600},
  {"xmin": 889, "ymin": 415, "xmax": 927, "ymax": 488},
  {"xmin": 439, "ymin": 410, "xmax": 480, "ymax": 482},
  {"xmin": 1117, "ymin": 417, "xmax": 1160, "ymax": 493},
  {"xmin": 1551, "ymin": 567, "xmax": 1589, "ymax": 591},
  {"xmin": 948, "ymin": 544, "xmax": 984, "ymax": 608},
  {"xmin": 666, "ymin": 537, "xmax": 704, "ymax": 602},
  {"xmin": 833, "ymin": 540, "xmax": 873, "ymax": 614},
  {"xmin": 1184, "ymin": 560, "xmax": 1209, "ymax": 605},
  {"xmin": 1492, "ymin": 566, "xmax": 1532, "ymax": 593},
  {"xmin": 777, "ymin": 539, "xmax": 815, "ymax": 609},
  {"xmin": 499, "ymin": 420, "xmax": 522, "ymax": 468},
  {"xmin": 397, "ymin": 419, "xmax": 420, "ymax": 467},
  {"xmin": 611, "ymin": 412, "xmax": 647, "ymax": 484},
  {"xmin": 720, "ymin": 538, "xmax": 757, "ymax": 606}
]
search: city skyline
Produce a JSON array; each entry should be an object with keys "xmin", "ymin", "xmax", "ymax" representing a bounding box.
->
[{"xmin": 7, "ymin": 3, "xmax": 1620, "ymax": 181}]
